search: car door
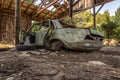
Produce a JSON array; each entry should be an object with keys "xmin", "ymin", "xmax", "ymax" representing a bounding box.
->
[{"xmin": 35, "ymin": 20, "xmax": 50, "ymax": 46}]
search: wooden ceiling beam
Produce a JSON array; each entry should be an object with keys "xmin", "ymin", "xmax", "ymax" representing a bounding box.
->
[
  {"xmin": 0, "ymin": 0, "xmax": 7, "ymax": 10},
  {"xmin": 57, "ymin": 10, "xmax": 68, "ymax": 19},
  {"xmin": 52, "ymin": 1, "xmax": 68, "ymax": 17},
  {"xmin": 8, "ymin": 0, "xmax": 14, "ymax": 9},
  {"xmin": 41, "ymin": 0, "xmax": 63, "ymax": 18},
  {"xmin": 41, "ymin": 0, "xmax": 54, "ymax": 6},
  {"xmin": 32, "ymin": 0, "xmax": 69, "ymax": 21},
  {"xmin": 24, "ymin": 0, "xmax": 35, "ymax": 13},
  {"xmin": 21, "ymin": 0, "xmax": 25, "ymax": 5},
  {"xmin": 42, "ymin": 2, "xmax": 68, "ymax": 20},
  {"xmin": 41, "ymin": 8, "xmax": 55, "ymax": 19},
  {"xmin": 0, "ymin": 0, "xmax": 73, "ymax": 21},
  {"xmin": 32, "ymin": 0, "xmax": 58, "ymax": 18},
  {"xmin": 30, "ymin": 1, "xmax": 44, "ymax": 16},
  {"xmin": 30, "ymin": 3, "xmax": 46, "ymax": 16},
  {"xmin": 53, "ymin": 0, "xmax": 62, "ymax": 8}
]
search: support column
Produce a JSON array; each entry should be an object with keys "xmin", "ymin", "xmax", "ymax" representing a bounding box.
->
[
  {"xmin": 93, "ymin": 3, "xmax": 104, "ymax": 29},
  {"xmin": 69, "ymin": 0, "xmax": 73, "ymax": 25},
  {"xmin": 0, "ymin": 14, "xmax": 1, "ymax": 42},
  {"xmin": 93, "ymin": 5, "xmax": 96, "ymax": 29},
  {"xmin": 15, "ymin": 0, "xmax": 21, "ymax": 45}
]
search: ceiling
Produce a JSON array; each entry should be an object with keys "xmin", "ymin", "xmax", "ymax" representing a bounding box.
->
[{"xmin": 0, "ymin": 0, "xmax": 113, "ymax": 21}]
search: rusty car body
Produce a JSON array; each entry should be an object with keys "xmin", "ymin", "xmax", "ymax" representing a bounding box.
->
[{"xmin": 19, "ymin": 20, "xmax": 104, "ymax": 51}]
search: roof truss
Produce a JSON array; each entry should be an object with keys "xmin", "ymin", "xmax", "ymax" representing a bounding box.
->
[{"xmin": 0, "ymin": 0, "xmax": 113, "ymax": 21}]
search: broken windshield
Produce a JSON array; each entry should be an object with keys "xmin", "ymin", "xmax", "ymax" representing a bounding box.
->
[{"xmin": 59, "ymin": 21, "xmax": 76, "ymax": 28}]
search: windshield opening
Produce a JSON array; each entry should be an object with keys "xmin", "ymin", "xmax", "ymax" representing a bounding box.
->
[{"xmin": 59, "ymin": 21, "xmax": 76, "ymax": 28}]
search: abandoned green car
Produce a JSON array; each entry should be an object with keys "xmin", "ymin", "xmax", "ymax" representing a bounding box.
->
[{"xmin": 19, "ymin": 20, "xmax": 104, "ymax": 51}]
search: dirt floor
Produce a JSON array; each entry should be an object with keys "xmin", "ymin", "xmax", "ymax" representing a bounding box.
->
[{"xmin": 0, "ymin": 47, "xmax": 120, "ymax": 80}]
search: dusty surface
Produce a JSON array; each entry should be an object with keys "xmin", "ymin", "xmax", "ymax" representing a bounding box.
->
[{"xmin": 0, "ymin": 47, "xmax": 120, "ymax": 80}]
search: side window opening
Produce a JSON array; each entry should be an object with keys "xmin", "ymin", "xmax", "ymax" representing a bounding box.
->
[
  {"xmin": 31, "ymin": 24, "xmax": 41, "ymax": 32},
  {"xmin": 46, "ymin": 21, "xmax": 55, "ymax": 36},
  {"xmin": 85, "ymin": 35, "xmax": 94, "ymax": 40},
  {"xmin": 40, "ymin": 21, "xmax": 49, "ymax": 31},
  {"xmin": 50, "ymin": 21, "xmax": 54, "ymax": 31}
]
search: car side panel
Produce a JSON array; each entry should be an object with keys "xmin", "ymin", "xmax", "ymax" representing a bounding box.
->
[{"xmin": 50, "ymin": 29, "xmax": 88, "ymax": 47}]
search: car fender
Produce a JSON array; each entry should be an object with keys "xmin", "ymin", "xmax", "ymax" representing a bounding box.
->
[{"xmin": 49, "ymin": 38, "xmax": 68, "ymax": 48}]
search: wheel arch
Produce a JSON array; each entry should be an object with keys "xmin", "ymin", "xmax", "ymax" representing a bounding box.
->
[{"xmin": 49, "ymin": 38, "xmax": 66, "ymax": 47}]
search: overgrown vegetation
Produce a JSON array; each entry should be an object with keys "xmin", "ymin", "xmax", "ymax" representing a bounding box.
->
[
  {"xmin": 25, "ymin": 0, "xmax": 33, "ymax": 2},
  {"xmin": 114, "ymin": 7, "xmax": 120, "ymax": 43}
]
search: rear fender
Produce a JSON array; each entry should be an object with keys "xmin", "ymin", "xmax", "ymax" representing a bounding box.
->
[{"xmin": 49, "ymin": 38, "xmax": 66, "ymax": 48}]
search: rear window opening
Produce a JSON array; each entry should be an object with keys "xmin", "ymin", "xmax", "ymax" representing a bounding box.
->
[
  {"xmin": 91, "ymin": 34, "xmax": 104, "ymax": 38},
  {"xmin": 85, "ymin": 35, "xmax": 103, "ymax": 42}
]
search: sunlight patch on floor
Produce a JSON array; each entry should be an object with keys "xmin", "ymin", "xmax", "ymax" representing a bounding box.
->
[{"xmin": 0, "ymin": 44, "xmax": 15, "ymax": 48}]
